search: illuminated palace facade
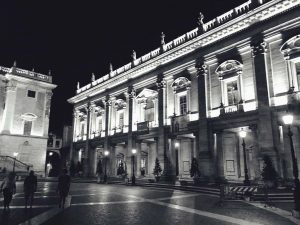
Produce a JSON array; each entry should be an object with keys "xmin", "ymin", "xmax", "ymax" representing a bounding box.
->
[
  {"xmin": 68, "ymin": 0, "xmax": 300, "ymax": 182},
  {"xmin": 0, "ymin": 63, "xmax": 56, "ymax": 174}
]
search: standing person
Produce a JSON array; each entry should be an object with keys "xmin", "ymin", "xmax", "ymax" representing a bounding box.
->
[
  {"xmin": 23, "ymin": 170, "xmax": 37, "ymax": 209},
  {"xmin": 0, "ymin": 172, "xmax": 16, "ymax": 211},
  {"xmin": 57, "ymin": 168, "xmax": 71, "ymax": 208}
]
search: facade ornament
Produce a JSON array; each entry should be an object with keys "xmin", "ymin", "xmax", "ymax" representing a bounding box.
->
[
  {"xmin": 161, "ymin": 32, "xmax": 165, "ymax": 46},
  {"xmin": 156, "ymin": 79, "xmax": 166, "ymax": 90},
  {"xmin": 251, "ymin": 41, "xmax": 268, "ymax": 57},
  {"xmin": 171, "ymin": 77, "xmax": 191, "ymax": 93},
  {"xmin": 195, "ymin": 62, "xmax": 208, "ymax": 77},
  {"xmin": 215, "ymin": 60, "xmax": 243, "ymax": 80},
  {"xmin": 109, "ymin": 63, "xmax": 113, "ymax": 73},
  {"xmin": 45, "ymin": 92, "xmax": 53, "ymax": 117},
  {"xmin": 91, "ymin": 73, "xmax": 95, "ymax": 82},
  {"xmin": 77, "ymin": 82, "xmax": 80, "ymax": 90},
  {"xmin": 280, "ymin": 35, "xmax": 300, "ymax": 60},
  {"xmin": 197, "ymin": 12, "xmax": 205, "ymax": 34},
  {"xmin": 132, "ymin": 50, "xmax": 137, "ymax": 61},
  {"xmin": 128, "ymin": 88, "xmax": 136, "ymax": 99}
]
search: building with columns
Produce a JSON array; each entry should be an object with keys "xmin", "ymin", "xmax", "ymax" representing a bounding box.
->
[
  {"xmin": 68, "ymin": 0, "xmax": 300, "ymax": 183},
  {"xmin": 0, "ymin": 63, "xmax": 56, "ymax": 174}
]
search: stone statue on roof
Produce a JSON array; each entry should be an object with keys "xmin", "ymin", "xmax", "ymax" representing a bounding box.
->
[
  {"xmin": 91, "ymin": 73, "xmax": 95, "ymax": 82},
  {"xmin": 77, "ymin": 82, "xmax": 80, "ymax": 90},
  {"xmin": 161, "ymin": 32, "xmax": 165, "ymax": 46},
  {"xmin": 132, "ymin": 50, "xmax": 136, "ymax": 61},
  {"xmin": 197, "ymin": 12, "xmax": 205, "ymax": 34}
]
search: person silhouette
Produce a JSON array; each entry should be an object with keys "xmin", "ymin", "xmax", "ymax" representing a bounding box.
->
[
  {"xmin": 0, "ymin": 172, "xmax": 16, "ymax": 211},
  {"xmin": 23, "ymin": 170, "xmax": 37, "ymax": 209},
  {"xmin": 57, "ymin": 168, "xmax": 71, "ymax": 208}
]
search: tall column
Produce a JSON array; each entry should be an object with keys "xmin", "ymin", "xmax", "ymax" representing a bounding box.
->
[
  {"xmin": 43, "ymin": 91, "xmax": 53, "ymax": 136},
  {"xmin": 110, "ymin": 144, "xmax": 116, "ymax": 176},
  {"xmin": 195, "ymin": 62, "xmax": 211, "ymax": 176},
  {"xmin": 1, "ymin": 83, "xmax": 17, "ymax": 134},
  {"xmin": 251, "ymin": 41, "xmax": 276, "ymax": 157},
  {"xmin": 126, "ymin": 87, "xmax": 135, "ymax": 176},
  {"xmin": 103, "ymin": 97, "xmax": 111, "ymax": 151},
  {"xmin": 153, "ymin": 97, "xmax": 159, "ymax": 126},
  {"xmin": 70, "ymin": 110, "xmax": 78, "ymax": 162},
  {"xmin": 84, "ymin": 103, "xmax": 92, "ymax": 177},
  {"xmin": 216, "ymin": 130, "xmax": 224, "ymax": 178},
  {"xmin": 156, "ymin": 76, "xmax": 168, "ymax": 176},
  {"xmin": 136, "ymin": 141, "xmax": 142, "ymax": 176}
]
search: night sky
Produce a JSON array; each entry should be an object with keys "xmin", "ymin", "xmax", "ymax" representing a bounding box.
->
[{"xmin": 0, "ymin": 0, "xmax": 242, "ymax": 135}]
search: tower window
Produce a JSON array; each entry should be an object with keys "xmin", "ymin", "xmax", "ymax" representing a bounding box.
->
[
  {"xmin": 23, "ymin": 121, "xmax": 32, "ymax": 136},
  {"xmin": 27, "ymin": 90, "xmax": 36, "ymax": 98}
]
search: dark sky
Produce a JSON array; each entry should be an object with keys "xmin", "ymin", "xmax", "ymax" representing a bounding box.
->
[{"xmin": 0, "ymin": 0, "xmax": 242, "ymax": 135}]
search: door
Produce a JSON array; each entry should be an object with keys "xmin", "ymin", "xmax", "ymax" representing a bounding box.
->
[{"xmin": 222, "ymin": 132, "xmax": 239, "ymax": 180}]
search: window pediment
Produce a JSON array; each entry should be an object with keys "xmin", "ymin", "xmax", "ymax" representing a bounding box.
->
[
  {"xmin": 136, "ymin": 88, "xmax": 158, "ymax": 99},
  {"xmin": 114, "ymin": 99, "xmax": 126, "ymax": 110},
  {"xmin": 280, "ymin": 35, "xmax": 300, "ymax": 60},
  {"xmin": 20, "ymin": 113, "xmax": 37, "ymax": 121},
  {"xmin": 216, "ymin": 60, "xmax": 243, "ymax": 80},
  {"xmin": 171, "ymin": 77, "xmax": 191, "ymax": 93}
]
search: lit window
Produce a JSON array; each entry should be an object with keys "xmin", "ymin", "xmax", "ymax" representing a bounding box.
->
[
  {"xmin": 179, "ymin": 95, "xmax": 187, "ymax": 115},
  {"xmin": 226, "ymin": 81, "xmax": 239, "ymax": 105},
  {"xmin": 23, "ymin": 121, "xmax": 32, "ymax": 136},
  {"xmin": 97, "ymin": 116, "xmax": 102, "ymax": 132},
  {"xmin": 55, "ymin": 140, "xmax": 60, "ymax": 148},
  {"xmin": 27, "ymin": 90, "xmax": 36, "ymax": 98},
  {"xmin": 81, "ymin": 123, "xmax": 85, "ymax": 136},
  {"xmin": 119, "ymin": 111, "xmax": 124, "ymax": 127},
  {"xmin": 145, "ymin": 99, "xmax": 154, "ymax": 122}
]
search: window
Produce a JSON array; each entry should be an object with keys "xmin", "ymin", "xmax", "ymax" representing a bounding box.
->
[
  {"xmin": 23, "ymin": 121, "xmax": 32, "ymax": 136},
  {"xmin": 27, "ymin": 90, "xmax": 36, "ymax": 98},
  {"xmin": 119, "ymin": 111, "xmax": 124, "ymax": 127},
  {"xmin": 226, "ymin": 81, "xmax": 239, "ymax": 105},
  {"xmin": 97, "ymin": 116, "xmax": 103, "ymax": 132},
  {"xmin": 179, "ymin": 95, "xmax": 187, "ymax": 115},
  {"xmin": 145, "ymin": 99, "xmax": 154, "ymax": 122},
  {"xmin": 55, "ymin": 140, "xmax": 60, "ymax": 148},
  {"xmin": 81, "ymin": 123, "xmax": 85, "ymax": 136}
]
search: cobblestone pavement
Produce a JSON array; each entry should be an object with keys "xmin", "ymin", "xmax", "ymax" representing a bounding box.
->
[{"xmin": 0, "ymin": 182, "xmax": 298, "ymax": 225}]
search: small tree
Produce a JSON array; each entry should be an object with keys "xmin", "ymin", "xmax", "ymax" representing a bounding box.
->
[
  {"xmin": 190, "ymin": 158, "xmax": 200, "ymax": 178},
  {"xmin": 261, "ymin": 155, "xmax": 278, "ymax": 188},
  {"xmin": 69, "ymin": 160, "xmax": 76, "ymax": 177},
  {"xmin": 96, "ymin": 160, "xmax": 103, "ymax": 175},
  {"xmin": 117, "ymin": 161, "xmax": 125, "ymax": 176},
  {"xmin": 153, "ymin": 158, "xmax": 162, "ymax": 178}
]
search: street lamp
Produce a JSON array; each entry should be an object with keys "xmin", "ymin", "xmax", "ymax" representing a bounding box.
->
[
  {"xmin": 104, "ymin": 150, "xmax": 109, "ymax": 183},
  {"xmin": 13, "ymin": 152, "xmax": 19, "ymax": 173},
  {"xmin": 239, "ymin": 129, "xmax": 250, "ymax": 186},
  {"xmin": 282, "ymin": 113, "xmax": 300, "ymax": 214},
  {"xmin": 132, "ymin": 149, "xmax": 137, "ymax": 185}
]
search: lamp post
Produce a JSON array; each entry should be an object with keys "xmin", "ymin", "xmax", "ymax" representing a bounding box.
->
[
  {"xmin": 132, "ymin": 149, "xmax": 137, "ymax": 185},
  {"xmin": 104, "ymin": 150, "xmax": 109, "ymax": 183},
  {"xmin": 13, "ymin": 152, "xmax": 19, "ymax": 173},
  {"xmin": 282, "ymin": 113, "xmax": 300, "ymax": 214},
  {"xmin": 239, "ymin": 129, "xmax": 250, "ymax": 186}
]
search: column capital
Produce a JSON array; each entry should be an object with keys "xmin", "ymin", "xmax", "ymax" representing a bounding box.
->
[
  {"xmin": 195, "ymin": 62, "xmax": 208, "ymax": 77},
  {"xmin": 156, "ymin": 79, "xmax": 166, "ymax": 90},
  {"xmin": 251, "ymin": 41, "xmax": 268, "ymax": 57},
  {"xmin": 249, "ymin": 124, "xmax": 257, "ymax": 132}
]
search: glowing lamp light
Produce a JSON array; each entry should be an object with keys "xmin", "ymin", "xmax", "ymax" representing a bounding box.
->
[
  {"xmin": 49, "ymin": 152, "xmax": 53, "ymax": 156},
  {"xmin": 132, "ymin": 149, "xmax": 137, "ymax": 154},
  {"xmin": 13, "ymin": 152, "xmax": 19, "ymax": 157},
  {"xmin": 104, "ymin": 150, "xmax": 110, "ymax": 156},
  {"xmin": 239, "ymin": 129, "xmax": 247, "ymax": 138},
  {"xmin": 175, "ymin": 142, "xmax": 179, "ymax": 148},
  {"xmin": 282, "ymin": 114, "xmax": 293, "ymax": 125}
]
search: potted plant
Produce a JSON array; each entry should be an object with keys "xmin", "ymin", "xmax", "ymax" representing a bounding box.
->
[
  {"xmin": 96, "ymin": 159, "xmax": 103, "ymax": 183},
  {"xmin": 153, "ymin": 158, "xmax": 162, "ymax": 182},
  {"xmin": 261, "ymin": 155, "xmax": 278, "ymax": 189},
  {"xmin": 190, "ymin": 157, "xmax": 200, "ymax": 185}
]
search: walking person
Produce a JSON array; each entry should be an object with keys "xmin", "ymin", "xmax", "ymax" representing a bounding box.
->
[
  {"xmin": 0, "ymin": 172, "xmax": 16, "ymax": 211},
  {"xmin": 57, "ymin": 168, "xmax": 71, "ymax": 208},
  {"xmin": 23, "ymin": 170, "xmax": 37, "ymax": 209}
]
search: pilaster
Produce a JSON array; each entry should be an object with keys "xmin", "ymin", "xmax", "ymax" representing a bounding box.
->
[
  {"xmin": 1, "ymin": 83, "xmax": 17, "ymax": 134},
  {"xmin": 251, "ymin": 40, "xmax": 275, "ymax": 154}
]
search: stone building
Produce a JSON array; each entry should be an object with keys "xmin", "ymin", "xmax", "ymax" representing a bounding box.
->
[
  {"xmin": 0, "ymin": 63, "xmax": 56, "ymax": 175},
  {"xmin": 68, "ymin": 0, "xmax": 300, "ymax": 183}
]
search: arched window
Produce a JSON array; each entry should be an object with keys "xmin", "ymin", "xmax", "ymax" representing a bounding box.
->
[
  {"xmin": 280, "ymin": 35, "xmax": 300, "ymax": 92},
  {"xmin": 171, "ymin": 77, "xmax": 191, "ymax": 115},
  {"xmin": 216, "ymin": 60, "xmax": 243, "ymax": 107}
]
